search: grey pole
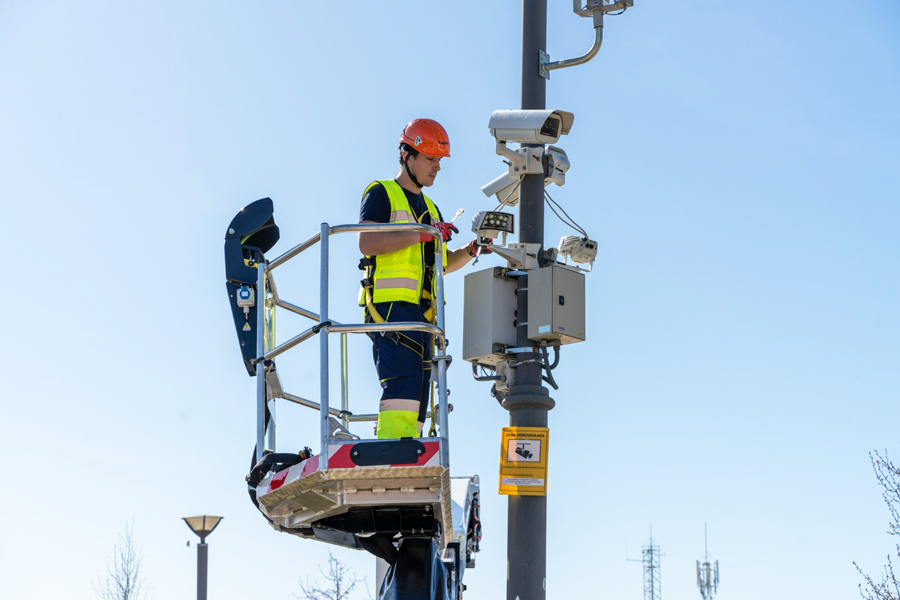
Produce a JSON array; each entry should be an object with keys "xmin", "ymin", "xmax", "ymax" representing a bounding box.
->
[
  {"xmin": 197, "ymin": 541, "xmax": 208, "ymax": 600},
  {"xmin": 504, "ymin": 2, "xmax": 555, "ymax": 600},
  {"xmin": 319, "ymin": 223, "xmax": 330, "ymax": 469},
  {"xmin": 183, "ymin": 516, "xmax": 221, "ymax": 600},
  {"xmin": 256, "ymin": 259, "xmax": 267, "ymax": 462}
]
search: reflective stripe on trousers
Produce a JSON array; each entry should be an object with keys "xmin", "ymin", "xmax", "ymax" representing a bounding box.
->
[{"xmin": 376, "ymin": 402, "xmax": 420, "ymax": 439}]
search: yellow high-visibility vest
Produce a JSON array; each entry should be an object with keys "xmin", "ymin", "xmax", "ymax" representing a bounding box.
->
[{"xmin": 366, "ymin": 179, "xmax": 448, "ymax": 304}]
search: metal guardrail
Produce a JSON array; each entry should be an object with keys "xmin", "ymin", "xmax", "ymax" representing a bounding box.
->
[{"xmin": 254, "ymin": 223, "xmax": 452, "ymax": 469}]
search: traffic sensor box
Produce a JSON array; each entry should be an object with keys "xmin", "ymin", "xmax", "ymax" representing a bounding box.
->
[{"xmin": 527, "ymin": 265, "xmax": 585, "ymax": 344}]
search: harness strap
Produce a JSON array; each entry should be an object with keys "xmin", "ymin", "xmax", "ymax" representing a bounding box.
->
[{"xmin": 364, "ymin": 290, "xmax": 427, "ymax": 357}]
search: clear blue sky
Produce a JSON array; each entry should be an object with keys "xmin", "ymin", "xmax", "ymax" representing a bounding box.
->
[{"xmin": 2, "ymin": 1, "xmax": 898, "ymax": 599}]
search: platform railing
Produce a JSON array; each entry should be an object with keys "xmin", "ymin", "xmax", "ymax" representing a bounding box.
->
[{"xmin": 253, "ymin": 222, "xmax": 451, "ymax": 469}]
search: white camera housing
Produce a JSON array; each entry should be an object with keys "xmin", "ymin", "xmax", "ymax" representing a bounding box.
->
[
  {"xmin": 481, "ymin": 173, "xmax": 521, "ymax": 206},
  {"xmin": 488, "ymin": 109, "xmax": 575, "ymax": 145},
  {"xmin": 482, "ymin": 145, "xmax": 570, "ymax": 206},
  {"xmin": 543, "ymin": 146, "xmax": 570, "ymax": 187},
  {"xmin": 558, "ymin": 235, "xmax": 598, "ymax": 267},
  {"xmin": 482, "ymin": 172, "xmax": 556, "ymax": 207}
]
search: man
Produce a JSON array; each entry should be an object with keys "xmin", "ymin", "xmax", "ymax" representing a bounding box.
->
[{"xmin": 358, "ymin": 118, "xmax": 491, "ymax": 439}]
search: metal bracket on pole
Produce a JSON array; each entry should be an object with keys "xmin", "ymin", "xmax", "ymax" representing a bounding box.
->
[
  {"xmin": 541, "ymin": 0, "xmax": 634, "ymax": 78},
  {"xmin": 495, "ymin": 141, "xmax": 527, "ymax": 168},
  {"xmin": 495, "ymin": 142, "xmax": 545, "ymax": 180},
  {"xmin": 490, "ymin": 243, "xmax": 543, "ymax": 270},
  {"xmin": 514, "ymin": 147, "xmax": 546, "ymax": 176},
  {"xmin": 540, "ymin": 15, "xmax": 603, "ymax": 77},
  {"xmin": 539, "ymin": 50, "xmax": 551, "ymax": 80}
]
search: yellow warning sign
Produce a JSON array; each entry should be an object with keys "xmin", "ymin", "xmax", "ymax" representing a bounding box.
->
[
  {"xmin": 499, "ymin": 427, "xmax": 549, "ymax": 496},
  {"xmin": 243, "ymin": 322, "xmax": 251, "ymax": 331}
]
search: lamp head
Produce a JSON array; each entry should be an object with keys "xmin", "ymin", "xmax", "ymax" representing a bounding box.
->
[{"xmin": 183, "ymin": 515, "xmax": 223, "ymax": 543}]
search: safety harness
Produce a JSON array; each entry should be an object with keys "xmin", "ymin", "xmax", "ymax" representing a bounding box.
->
[{"xmin": 359, "ymin": 258, "xmax": 435, "ymax": 354}]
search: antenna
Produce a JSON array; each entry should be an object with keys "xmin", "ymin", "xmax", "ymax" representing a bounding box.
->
[
  {"xmin": 696, "ymin": 523, "xmax": 720, "ymax": 600},
  {"xmin": 628, "ymin": 527, "xmax": 664, "ymax": 600}
]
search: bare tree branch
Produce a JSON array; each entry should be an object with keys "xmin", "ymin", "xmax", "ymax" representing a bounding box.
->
[
  {"xmin": 93, "ymin": 522, "xmax": 149, "ymax": 600},
  {"xmin": 856, "ymin": 450, "xmax": 900, "ymax": 600}
]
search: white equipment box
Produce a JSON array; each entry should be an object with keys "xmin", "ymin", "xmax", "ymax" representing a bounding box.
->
[
  {"xmin": 463, "ymin": 267, "xmax": 518, "ymax": 364},
  {"xmin": 527, "ymin": 265, "xmax": 586, "ymax": 344}
]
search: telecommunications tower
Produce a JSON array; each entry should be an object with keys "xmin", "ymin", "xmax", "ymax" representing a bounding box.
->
[
  {"xmin": 629, "ymin": 531, "xmax": 664, "ymax": 600},
  {"xmin": 697, "ymin": 524, "xmax": 720, "ymax": 600}
]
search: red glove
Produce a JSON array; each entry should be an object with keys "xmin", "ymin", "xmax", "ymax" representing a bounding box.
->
[
  {"xmin": 421, "ymin": 222, "xmax": 459, "ymax": 243},
  {"xmin": 467, "ymin": 237, "xmax": 493, "ymax": 257},
  {"xmin": 434, "ymin": 221, "xmax": 459, "ymax": 242}
]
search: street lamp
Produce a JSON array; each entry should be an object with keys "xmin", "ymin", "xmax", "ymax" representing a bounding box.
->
[{"xmin": 183, "ymin": 515, "xmax": 223, "ymax": 600}]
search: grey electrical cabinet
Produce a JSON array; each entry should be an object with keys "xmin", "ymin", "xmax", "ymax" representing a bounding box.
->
[
  {"xmin": 463, "ymin": 267, "xmax": 518, "ymax": 365},
  {"xmin": 527, "ymin": 265, "xmax": 586, "ymax": 345}
]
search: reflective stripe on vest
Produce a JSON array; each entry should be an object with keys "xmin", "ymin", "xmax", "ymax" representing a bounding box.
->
[{"xmin": 367, "ymin": 180, "xmax": 447, "ymax": 304}]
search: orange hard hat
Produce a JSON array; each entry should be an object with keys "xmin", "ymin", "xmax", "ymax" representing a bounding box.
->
[{"xmin": 399, "ymin": 118, "xmax": 451, "ymax": 158}]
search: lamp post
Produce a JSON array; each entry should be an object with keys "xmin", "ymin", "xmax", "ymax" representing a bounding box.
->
[{"xmin": 183, "ymin": 515, "xmax": 223, "ymax": 600}]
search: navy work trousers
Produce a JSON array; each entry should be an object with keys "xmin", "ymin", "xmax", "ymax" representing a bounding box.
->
[{"xmin": 370, "ymin": 301, "xmax": 433, "ymax": 433}]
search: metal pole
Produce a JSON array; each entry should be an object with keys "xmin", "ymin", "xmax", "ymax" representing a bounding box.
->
[
  {"xmin": 341, "ymin": 332, "xmax": 349, "ymax": 429},
  {"xmin": 433, "ymin": 237, "xmax": 451, "ymax": 464},
  {"xmin": 319, "ymin": 223, "xmax": 330, "ymax": 469},
  {"xmin": 256, "ymin": 262, "xmax": 267, "ymax": 462},
  {"xmin": 197, "ymin": 542, "xmax": 208, "ymax": 600},
  {"xmin": 266, "ymin": 281, "xmax": 276, "ymax": 452},
  {"xmin": 505, "ymin": 1, "xmax": 556, "ymax": 599}
]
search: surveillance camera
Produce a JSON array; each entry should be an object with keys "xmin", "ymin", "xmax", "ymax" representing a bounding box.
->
[
  {"xmin": 482, "ymin": 169, "xmax": 561, "ymax": 207},
  {"xmin": 481, "ymin": 172, "xmax": 522, "ymax": 206},
  {"xmin": 543, "ymin": 146, "xmax": 570, "ymax": 186},
  {"xmin": 488, "ymin": 109, "xmax": 574, "ymax": 145}
]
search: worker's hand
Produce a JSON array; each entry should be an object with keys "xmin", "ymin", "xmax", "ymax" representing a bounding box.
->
[
  {"xmin": 468, "ymin": 237, "xmax": 493, "ymax": 256},
  {"xmin": 434, "ymin": 221, "xmax": 459, "ymax": 242},
  {"xmin": 418, "ymin": 222, "xmax": 458, "ymax": 243}
]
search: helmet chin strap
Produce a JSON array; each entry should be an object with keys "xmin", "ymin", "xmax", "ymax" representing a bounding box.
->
[{"xmin": 402, "ymin": 153, "xmax": 423, "ymax": 190}]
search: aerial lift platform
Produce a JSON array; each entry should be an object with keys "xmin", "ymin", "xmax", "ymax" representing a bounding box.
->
[{"xmin": 225, "ymin": 198, "xmax": 481, "ymax": 599}]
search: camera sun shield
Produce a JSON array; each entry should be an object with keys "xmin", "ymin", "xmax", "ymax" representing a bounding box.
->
[{"xmin": 488, "ymin": 110, "xmax": 574, "ymax": 145}]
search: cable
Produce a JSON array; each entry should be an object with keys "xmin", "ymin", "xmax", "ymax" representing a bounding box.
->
[
  {"xmin": 501, "ymin": 178, "xmax": 522, "ymax": 206},
  {"xmin": 494, "ymin": 178, "xmax": 523, "ymax": 211},
  {"xmin": 545, "ymin": 198, "xmax": 582, "ymax": 235},
  {"xmin": 546, "ymin": 345, "xmax": 560, "ymax": 370},
  {"xmin": 544, "ymin": 189, "xmax": 589, "ymax": 238},
  {"xmin": 545, "ymin": 189, "xmax": 588, "ymax": 237},
  {"xmin": 544, "ymin": 193, "xmax": 582, "ymax": 234},
  {"xmin": 539, "ymin": 347, "xmax": 559, "ymax": 390}
]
